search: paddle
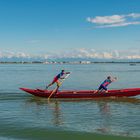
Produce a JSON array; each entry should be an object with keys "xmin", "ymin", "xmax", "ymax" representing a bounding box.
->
[{"xmin": 48, "ymin": 73, "xmax": 70, "ymax": 100}]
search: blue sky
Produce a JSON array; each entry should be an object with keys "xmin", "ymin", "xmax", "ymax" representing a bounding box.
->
[{"xmin": 0, "ymin": 0, "xmax": 140, "ymax": 59}]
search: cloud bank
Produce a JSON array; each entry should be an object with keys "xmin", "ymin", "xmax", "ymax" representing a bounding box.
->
[
  {"xmin": 56, "ymin": 48, "xmax": 140, "ymax": 59},
  {"xmin": 87, "ymin": 13, "xmax": 140, "ymax": 28},
  {"xmin": 0, "ymin": 49, "xmax": 140, "ymax": 61}
]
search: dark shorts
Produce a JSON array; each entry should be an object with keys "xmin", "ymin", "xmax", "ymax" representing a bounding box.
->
[
  {"xmin": 52, "ymin": 77, "xmax": 59, "ymax": 83},
  {"xmin": 98, "ymin": 85, "xmax": 107, "ymax": 91}
]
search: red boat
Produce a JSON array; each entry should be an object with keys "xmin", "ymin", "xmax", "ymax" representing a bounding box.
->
[{"xmin": 20, "ymin": 88, "xmax": 140, "ymax": 99}]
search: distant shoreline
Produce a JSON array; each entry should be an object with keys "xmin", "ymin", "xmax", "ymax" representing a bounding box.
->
[{"xmin": 0, "ymin": 61, "xmax": 139, "ymax": 64}]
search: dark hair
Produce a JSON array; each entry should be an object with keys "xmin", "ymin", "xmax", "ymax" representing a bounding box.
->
[
  {"xmin": 107, "ymin": 76, "xmax": 111, "ymax": 79},
  {"xmin": 61, "ymin": 69, "xmax": 65, "ymax": 72}
]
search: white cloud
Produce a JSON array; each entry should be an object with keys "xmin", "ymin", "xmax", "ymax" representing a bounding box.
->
[
  {"xmin": 53, "ymin": 48, "xmax": 140, "ymax": 60},
  {"xmin": 127, "ymin": 13, "xmax": 140, "ymax": 18},
  {"xmin": 96, "ymin": 21, "xmax": 140, "ymax": 28},
  {"xmin": 87, "ymin": 15, "xmax": 125, "ymax": 24},
  {"xmin": 87, "ymin": 13, "xmax": 140, "ymax": 28},
  {"xmin": 0, "ymin": 49, "xmax": 140, "ymax": 60},
  {"xmin": 0, "ymin": 51, "xmax": 31, "ymax": 58}
]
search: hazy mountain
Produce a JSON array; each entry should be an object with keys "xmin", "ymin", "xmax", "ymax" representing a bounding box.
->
[{"xmin": 0, "ymin": 56, "xmax": 140, "ymax": 63}]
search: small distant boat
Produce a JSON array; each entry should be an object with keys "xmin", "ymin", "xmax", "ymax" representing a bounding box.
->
[
  {"xmin": 129, "ymin": 63, "xmax": 136, "ymax": 66},
  {"xmin": 20, "ymin": 88, "xmax": 140, "ymax": 99}
]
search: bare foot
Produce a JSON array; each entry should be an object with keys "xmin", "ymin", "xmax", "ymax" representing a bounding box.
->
[{"xmin": 94, "ymin": 90, "xmax": 98, "ymax": 94}]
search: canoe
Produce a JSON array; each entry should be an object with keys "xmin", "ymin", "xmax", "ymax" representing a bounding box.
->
[{"xmin": 20, "ymin": 88, "xmax": 140, "ymax": 99}]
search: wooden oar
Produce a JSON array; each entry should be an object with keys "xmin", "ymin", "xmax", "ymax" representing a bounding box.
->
[{"xmin": 48, "ymin": 74, "xmax": 70, "ymax": 100}]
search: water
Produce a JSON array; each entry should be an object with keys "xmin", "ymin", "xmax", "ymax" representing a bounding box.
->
[{"xmin": 0, "ymin": 63, "xmax": 140, "ymax": 140}]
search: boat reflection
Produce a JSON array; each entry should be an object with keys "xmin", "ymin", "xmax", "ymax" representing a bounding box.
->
[
  {"xmin": 25, "ymin": 96, "xmax": 140, "ymax": 132},
  {"xmin": 49, "ymin": 101, "xmax": 63, "ymax": 126},
  {"xmin": 96, "ymin": 102, "xmax": 111, "ymax": 134},
  {"xmin": 27, "ymin": 96, "xmax": 140, "ymax": 104},
  {"xmin": 25, "ymin": 97, "xmax": 64, "ymax": 126}
]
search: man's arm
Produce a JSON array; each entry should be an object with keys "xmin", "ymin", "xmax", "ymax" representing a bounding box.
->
[
  {"xmin": 60, "ymin": 72, "xmax": 71, "ymax": 79},
  {"xmin": 111, "ymin": 77, "xmax": 117, "ymax": 82},
  {"xmin": 65, "ymin": 72, "xmax": 70, "ymax": 74}
]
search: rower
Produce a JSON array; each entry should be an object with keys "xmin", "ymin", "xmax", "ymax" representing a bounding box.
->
[
  {"xmin": 46, "ymin": 69, "xmax": 70, "ymax": 91},
  {"xmin": 94, "ymin": 76, "xmax": 117, "ymax": 93}
]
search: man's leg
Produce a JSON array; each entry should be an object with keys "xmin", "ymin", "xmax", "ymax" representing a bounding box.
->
[
  {"xmin": 46, "ymin": 81, "xmax": 55, "ymax": 89},
  {"xmin": 94, "ymin": 85, "xmax": 103, "ymax": 93},
  {"xmin": 55, "ymin": 81, "xmax": 61, "ymax": 93}
]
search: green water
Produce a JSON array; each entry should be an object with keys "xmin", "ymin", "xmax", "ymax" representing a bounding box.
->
[{"xmin": 0, "ymin": 64, "xmax": 140, "ymax": 140}]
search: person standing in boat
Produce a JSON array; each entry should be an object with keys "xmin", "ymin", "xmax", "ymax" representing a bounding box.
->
[
  {"xmin": 46, "ymin": 70, "xmax": 70, "ymax": 90},
  {"xmin": 94, "ymin": 76, "xmax": 117, "ymax": 93}
]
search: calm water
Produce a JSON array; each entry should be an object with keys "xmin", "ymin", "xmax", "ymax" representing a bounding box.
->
[{"xmin": 0, "ymin": 63, "xmax": 140, "ymax": 140}]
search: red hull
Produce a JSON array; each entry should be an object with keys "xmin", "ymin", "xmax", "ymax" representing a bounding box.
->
[{"xmin": 20, "ymin": 88, "xmax": 140, "ymax": 98}]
